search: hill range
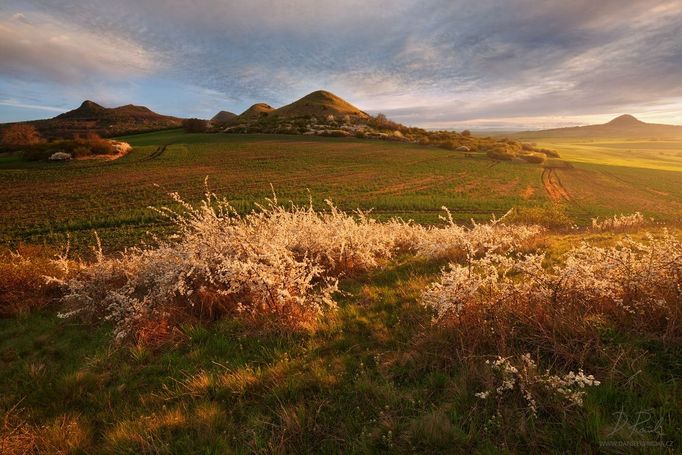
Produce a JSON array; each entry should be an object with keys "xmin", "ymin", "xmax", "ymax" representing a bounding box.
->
[
  {"xmin": 511, "ymin": 114, "xmax": 682, "ymax": 139},
  {"xmin": 9, "ymin": 94, "xmax": 682, "ymax": 143},
  {"xmin": 220, "ymin": 90, "xmax": 370, "ymax": 126},
  {"xmin": 15, "ymin": 100, "xmax": 183, "ymax": 138},
  {"xmin": 2, "ymin": 90, "xmax": 371, "ymax": 137}
]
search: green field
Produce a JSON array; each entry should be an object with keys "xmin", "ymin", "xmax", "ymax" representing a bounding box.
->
[
  {"xmin": 528, "ymin": 137, "xmax": 682, "ymax": 172},
  {"xmin": 1, "ymin": 131, "xmax": 681, "ymax": 453},
  {"xmin": 513, "ymin": 135, "xmax": 682, "ymax": 221},
  {"xmin": 1, "ymin": 131, "xmax": 545, "ymax": 252},
  {"xmin": 1, "ymin": 130, "xmax": 681, "ymax": 253}
]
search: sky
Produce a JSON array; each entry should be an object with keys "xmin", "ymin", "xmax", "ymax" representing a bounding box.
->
[{"xmin": 1, "ymin": 0, "xmax": 682, "ymax": 129}]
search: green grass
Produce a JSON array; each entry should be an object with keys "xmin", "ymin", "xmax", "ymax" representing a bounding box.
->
[
  {"xmin": 528, "ymin": 137, "xmax": 682, "ymax": 172},
  {"xmin": 1, "ymin": 132, "xmax": 681, "ymax": 452},
  {"xmin": 2, "ymin": 130, "xmax": 681, "ymax": 254},
  {"xmin": 0, "ymin": 131, "xmax": 548, "ymax": 253}
]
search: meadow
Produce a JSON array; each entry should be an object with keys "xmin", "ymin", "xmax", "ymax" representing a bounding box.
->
[
  {"xmin": 1, "ymin": 130, "xmax": 681, "ymax": 254},
  {"xmin": 0, "ymin": 131, "xmax": 543, "ymax": 253},
  {"xmin": 1, "ymin": 131, "xmax": 681, "ymax": 453},
  {"xmin": 524, "ymin": 136, "xmax": 682, "ymax": 218}
]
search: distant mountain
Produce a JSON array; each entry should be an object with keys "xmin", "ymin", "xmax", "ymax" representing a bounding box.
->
[
  {"xmin": 55, "ymin": 100, "xmax": 108, "ymax": 119},
  {"xmin": 11, "ymin": 100, "xmax": 182, "ymax": 138},
  {"xmin": 222, "ymin": 90, "xmax": 370, "ymax": 131},
  {"xmin": 210, "ymin": 110, "xmax": 237, "ymax": 124},
  {"xmin": 512, "ymin": 115, "xmax": 682, "ymax": 139},
  {"xmin": 272, "ymin": 90, "xmax": 369, "ymax": 120}
]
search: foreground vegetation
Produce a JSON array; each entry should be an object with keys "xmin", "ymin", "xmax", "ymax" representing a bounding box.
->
[
  {"xmin": 1, "ymin": 131, "xmax": 680, "ymax": 453},
  {"xmin": 1, "ymin": 189, "xmax": 680, "ymax": 453}
]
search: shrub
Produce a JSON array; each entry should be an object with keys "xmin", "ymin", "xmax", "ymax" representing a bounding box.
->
[
  {"xmin": 591, "ymin": 212, "xmax": 646, "ymax": 231},
  {"xmin": 461, "ymin": 129, "xmax": 471, "ymax": 137},
  {"xmin": 367, "ymin": 113, "xmax": 403, "ymax": 132},
  {"xmin": 404, "ymin": 208, "xmax": 543, "ymax": 261},
  {"xmin": 476, "ymin": 354, "xmax": 599, "ymax": 418},
  {"xmin": 318, "ymin": 130, "xmax": 350, "ymax": 137},
  {"xmin": 519, "ymin": 153, "xmax": 545, "ymax": 164},
  {"xmin": 486, "ymin": 147, "xmax": 514, "ymax": 161},
  {"xmin": 81, "ymin": 133, "xmax": 114, "ymax": 155},
  {"xmin": 421, "ymin": 230, "xmax": 682, "ymax": 364},
  {"xmin": 0, "ymin": 245, "xmax": 72, "ymax": 317},
  {"xmin": 438, "ymin": 141, "xmax": 459, "ymax": 151},
  {"xmin": 182, "ymin": 118, "xmax": 209, "ymax": 133},
  {"xmin": 56, "ymin": 189, "xmax": 543, "ymax": 343},
  {"xmin": 57, "ymin": 197, "xmax": 340, "ymax": 342},
  {"xmin": 535, "ymin": 147, "xmax": 560, "ymax": 158},
  {"xmin": 71, "ymin": 146, "xmax": 91, "ymax": 158},
  {"xmin": 1, "ymin": 123, "xmax": 44, "ymax": 149}
]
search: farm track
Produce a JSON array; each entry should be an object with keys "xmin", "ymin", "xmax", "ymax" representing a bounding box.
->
[
  {"xmin": 143, "ymin": 144, "xmax": 169, "ymax": 161},
  {"xmin": 542, "ymin": 167, "xmax": 571, "ymax": 203}
]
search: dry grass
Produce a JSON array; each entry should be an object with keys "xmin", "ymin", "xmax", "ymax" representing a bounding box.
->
[
  {"xmin": 1, "ymin": 407, "xmax": 90, "ymax": 455},
  {"xmin": 0, "ymin": 244, "xmax": 71, "ymax": 317}
]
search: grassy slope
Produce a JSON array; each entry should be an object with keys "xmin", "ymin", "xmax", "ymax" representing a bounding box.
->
[
  {"xmin": 0, "ymin": 131, "xmax": 546, "ymax": 252},
  {"xmin": 2, "ymin": 238, "xmax": 680, "ymax": 453},
  {"xmin": 1, "ymin": 132, "xmax": 681, "ymax": 452},
  {"xmin": 514, "ymin": 136, "xmax": 682, "ymax": 221},
  {"xmin": 528, "ymin": 137, "xmax": 682, "ymax": 172},
  {"xmin": 2, "ymin": 131, "xmax": 681, "ymax": 254}
]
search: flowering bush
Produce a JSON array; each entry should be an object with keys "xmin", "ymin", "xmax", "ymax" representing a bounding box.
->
[
  {"xmin": 400, "ymin": 208, "xmax": 543, "ymax": 261},
  {"xmin": 57, "ymin": 194, "xmax": 342, "ymax": 342},
  {"xmin": 421, "ymin": 230, "xmax": 682, "ymax": 360},
  {"xmin": 591, "ymin": 212, "xmax": 646, "ymax": 231},
  {"xmin": 476, "ymin": 354, "xmax": 600, "ymax": 418},
  {"xmin": 55, "ymin": 188, "xmax": 544, "ymax": 343},
  {"xmin": 245, "ymin": 197, "xmax": 403, "ymax": 274}
]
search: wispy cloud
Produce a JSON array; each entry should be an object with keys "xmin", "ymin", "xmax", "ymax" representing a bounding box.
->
[
  {"xmin": 0, "ymin": 8, "xmax": 157, "ymax": 85},
  {"xmin": 2, "ymin": 0, "xmax": 682, "ymax": 126},
  {"xmin": 0, "ymin": 99, "xmax": 64, "ymax": 112}
]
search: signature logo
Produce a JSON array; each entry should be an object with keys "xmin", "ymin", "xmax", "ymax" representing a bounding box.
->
[
  {"xmin": 606, "ymin": 408, "xmax": 665, "ymax": 438},
  {"xmin": 600, "ymin": 408, "xmax": 673, "ymax": 448}
]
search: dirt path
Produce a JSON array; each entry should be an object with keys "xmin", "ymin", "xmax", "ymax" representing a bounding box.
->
[{"xmin": 542, "ymin": 167, "xmax": 571, "ymax": 202}]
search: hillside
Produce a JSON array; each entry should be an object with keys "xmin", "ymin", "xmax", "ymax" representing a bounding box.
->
[
  {"xmin": 235, "ymin": 103, "xmax": 275, "ymax": 123},
  {"xmin": 272, "ymin": 90, "xmax": 369, "ymax": 120},
  {"xmin": 216, "ymin": 90, "xmax": 551, "ymax": 160},
  {"xmin": 512, "ymin": 114, "xmax": 682, "ymax": 139},
  {"xmin": 13, "ymin": 100, "xmax": 182, "ymax": 138},
  {"xmin": 210, "ymin": 110, "xmax": 237, "ymax": 124}
]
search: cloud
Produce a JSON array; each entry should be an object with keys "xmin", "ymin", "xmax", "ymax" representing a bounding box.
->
[
  {"xmin": 0, "ymin": 9, "xmax": 157, "ymax": 85},
  {"xmin": 2, "ymin": 0, "xmax": 682, "ymax": 126},
  {"xmin": 0, "ymin": 98, "xmax": 63, "ymax": 112}
]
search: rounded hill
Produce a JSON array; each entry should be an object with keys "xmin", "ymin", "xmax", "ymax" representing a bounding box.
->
[
  {"xmin": 211, "ymin": 110, "xmax": 237, "ymax": 124},
  {"xmin": 273, "ymin": 90, "xmax": 369, "ymax": 120},
  {"xmin": 237, "ymin": 103, "xmax": 275, "ymax": 122}
]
